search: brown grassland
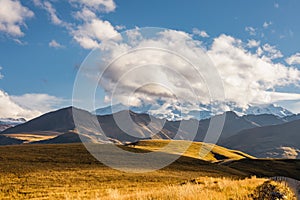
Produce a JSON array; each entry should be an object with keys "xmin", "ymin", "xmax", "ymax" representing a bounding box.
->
[{"xmin": 0, "ymin": 140, "xmax": 298, "ymax": 199}]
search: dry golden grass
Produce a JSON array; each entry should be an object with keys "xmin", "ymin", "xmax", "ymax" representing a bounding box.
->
[
  {"xmin": 3, "ymin": 133, "xmax": 56, "ymax": 143},
  {"xmin": 62, "ymin": 176, "xmax": 296, "ymax": 200},
  {"xmin": 0, "ymin": 143, "xmax": 246, "ymax": 199},
  {"xmin": 134, "ymin": 140, "xmax": 255, "ymax": 161},
  {"xmin": 0, "ymin": 142, "xmax": 297, "ymax": 199}
]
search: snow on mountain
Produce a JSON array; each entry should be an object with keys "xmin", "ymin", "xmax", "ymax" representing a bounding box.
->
[
  {"xmin": 0, "ymin": 118, "xmax": 26, "ymax": 132},
  {"xmin": 95, "ymin": 102, "xmax": 294, "ymax": 121},
  {"xmin": 0, "ymin": 118, "xmax": 26, "ymax": 125},
  {"xmin": 245, "ymin": 104, "xmax": 294, "ymax": 118}
]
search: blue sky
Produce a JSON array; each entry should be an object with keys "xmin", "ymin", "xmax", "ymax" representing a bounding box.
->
[{"xmin": 1, "ymin": 0, "xmax": 300, "ymax": 119}]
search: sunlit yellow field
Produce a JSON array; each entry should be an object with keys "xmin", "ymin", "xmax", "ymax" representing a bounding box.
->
[{"xmin": 0, "ymin": 141, "xmax": 297, "ymax": 199}]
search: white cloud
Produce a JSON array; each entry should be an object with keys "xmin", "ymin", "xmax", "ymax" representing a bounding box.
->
[
  {"xmin": 286, "ymin": 53, "xmax": 300, "ymax": 65},
  {"xmin": 13, "ymin": 38, "xmax": 27, "ymax": 45},
  {"xmin": 32, "ymin": 1, "xmax": 119, "ymax": 49},
  {"xmin": 245, "ymin": 26, "xmax": 256, "ymax": 36},
  {"xmin": 49, "ymin": 39, "xmax": 64, "ymax": 48},
  {"xmin": 0, "ymin": 90, "xmax": 41, "ymax": 119},
  {"xmin": 0, "ymin": 0, "xmax": 34, "ymax": 37},
  {"xmin": 192, "ymin": 28, "xmax": 209, "ymax": 38},
  {"xmin": 72, "ymin": 18, "xmax": 119, "ymax": 49},
  {"xmin": 0, "ymin": 66, "xmax": 3, "ymax": 79},
  {"xmin": 74, "ymin": 7, "xmax": 97, "ymax": 21},
  {"xmin": 69, "ymin": 0, "xmax": 116, "ymax": 13},
  {"xmin": 115, "ymin": 25, "xmax": 126, "ymax": 31},
  {"xmin": 283, "ymin": 101, "xmax": 300, "ymax": 113},
  {"xmin": 263, "ymin": 21, "xmax": 272, "ymax": 28},
  {"xmin": 72, "ymin": 7, "xmax": 120, "ymax": 49},
  {"xmin": 0, "ymin": 89, "xmax": 65, "ymax": 120},
  {"xmin": 207, "ymin": 34, "xmax": 299, "ymax": 107},
  {"xmin": 274, "ymin": 3, "xmax": 279, "ymax": 8},
  {"xmin": 33, "ymin": 0, "xmax": 69, "ymax": 27},
  {"xmin": 11, "ymin": 93, "xmax": 64, "ymax": 114},
  {"xmin": 247, "ymin": 39, "xmax": 260, "ymax": 48},
  {"xmin": 80, "ymin": 30, "xmax": 300, "ymax": 111},
  {"xmin": 261, "ymin": 43, "xmax": 283, "ymax": 60},
  {"xmin": 43, "ymin": 1, "xmax": 63, "ymax": 25}
]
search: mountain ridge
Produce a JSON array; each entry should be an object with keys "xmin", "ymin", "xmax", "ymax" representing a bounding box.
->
[
  {"xmin": 220, "ymin": 119, "xmax": 300, "ymax": 158},
  {"xmin": 1, "ymin": 106, "xmax": 300, "ymax": 159},
  {"xmin": 95, "ymin": 103, "xmax": 294, "ymax": 121}
]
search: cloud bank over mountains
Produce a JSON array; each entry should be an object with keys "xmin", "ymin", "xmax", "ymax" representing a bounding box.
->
[
  {"xmin": 77, "ymin": 28, "xmax": 300, "ymax": 115},
  {"xmin": 0, "ymin": 90, "xmax": 64, "ymax": 120},
  {"xmin": 0, "ymin": 0, "xmax": 300, "ymax": 119}
]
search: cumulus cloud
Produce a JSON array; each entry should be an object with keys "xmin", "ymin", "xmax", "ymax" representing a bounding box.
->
[
  {"xmin": 115, "ymin": 25, "xmax": 126, "ymax": 31},
  {"xmin": 192, "ymin": 28, "xmax": 209, "ymax": 38},
  {"xmin": 245, "ymin": 26, "xmax": 256, "ymax": 36},
  {"xmin": 80, "ymin": 30, "xmax": 300, "ymax": 112},
  {"xmin": 11, "ymin": 93, "xmax": 64, "ymax": 114},
  {"xmin": 69, "ymin": 1, "xmax": 119, "ymax": 49},
  {"xmin": 72, "ymin": 18, "xmax": 119, "ymax": 49},
  {"xmin": 207, "ymin": 34, "xmax": 299, "ymax": 107},
  {"xmin": 0, "ymin": 66, "xmax": 3, "ymax": 79},
  {"xmin": 261, "ymin": 43, "xmax": 283, "ymax": 60},
  {"xmin": 49, "ymin": 39, "xmax": 64, "ymax": 48},
  {"xmin": 69, "ymin": 0, "xmax": 116, "ymax": 13},
  {"xmin": 43, "ymin": 1, "xmax": 63, "ymax": 25},
  {"xmin": 33, "ymin": 0, "xmax": 70, "ymax": 27},
  {"xmin": 32, "ymin": 0, "xmax": 119, "ymax": 49},
  {"xmin": 72, "ymin": 7, "xmax": 119, "ymax": 49},
  {"xmin": 286, "ymin": 53, "xmax": 300, "ymax": 65},
  {"xmin": 0, "ymin": 0, "xmax": 34, "ymax": 37},
  {"xmin": 0, "ymin": 89, "xmax": 64, "ymax": 120},
  {"xmin": 0, "ymin": 90, "xmax": 41, "ymax": 119},
  {"xmin": 247, "ymin": 39, "xmax": 260, "ymax": 48},
  {"xmin": 263, "ymin": 21, "xmax": 272, "ymax": 28}
]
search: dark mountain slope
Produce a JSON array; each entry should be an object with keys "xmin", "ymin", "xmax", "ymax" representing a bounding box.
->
[
  {"xmin": 32, "ymin": 132, "xmax": 93, "ymax": 144},
  {"xmin": 2, "ymin": 107, "xmax": 76, "ymax": 134},
  {"xmin": 0, "ymin": 135, "xmax": 23, "ymax": 145},
  {"xmin": 221, "ymin": 119, "xmax": 300, "ymax": 158},
  {"xmin": 242, "ymin": 114, "xmax": 285, "ymax": 126}
]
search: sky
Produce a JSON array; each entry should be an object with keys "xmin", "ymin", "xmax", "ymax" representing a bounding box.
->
[{"xmin": 1, "ymin": 0, "xmax": 300, "ymax": 119}]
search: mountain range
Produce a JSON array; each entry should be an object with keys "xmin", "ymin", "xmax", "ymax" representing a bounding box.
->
[
  {"xmin": 95, "ymin": 103, "xmax": 294, "ymax": 120},
  {"xmin": 221, "ymin": 119, "xmax": 300, "ymax": 159},
  {"xmin": 1, "ymin": 105, "xmax": 300, "ymax": 159}
]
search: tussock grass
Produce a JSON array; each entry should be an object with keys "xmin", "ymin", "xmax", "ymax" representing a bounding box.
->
[
  {"xmin": 62, "ymin": 176, "xmax": 296, "ymax": 200},
  {"xmin": 0, "ymin": 142, "xmax": 297, "ymax": 199}
]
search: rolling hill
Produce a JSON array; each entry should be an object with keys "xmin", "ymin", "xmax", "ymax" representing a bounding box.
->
[
  {"xmin": 221, "ymin": 119, "xmax": 300, "ymax": 158},
  {"xmin": 127, "ymin": 140, "xmax": 255, "ymax": 162}
]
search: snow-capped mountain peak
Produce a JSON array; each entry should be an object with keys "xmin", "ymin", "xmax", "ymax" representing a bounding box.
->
[
  {"xmin": 245, "ymin": 104, "xmax": 293, "ymax": 118},
  {"xmin": 95, "ymin": 102, "xmax": 294, "ymax": 121}
]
